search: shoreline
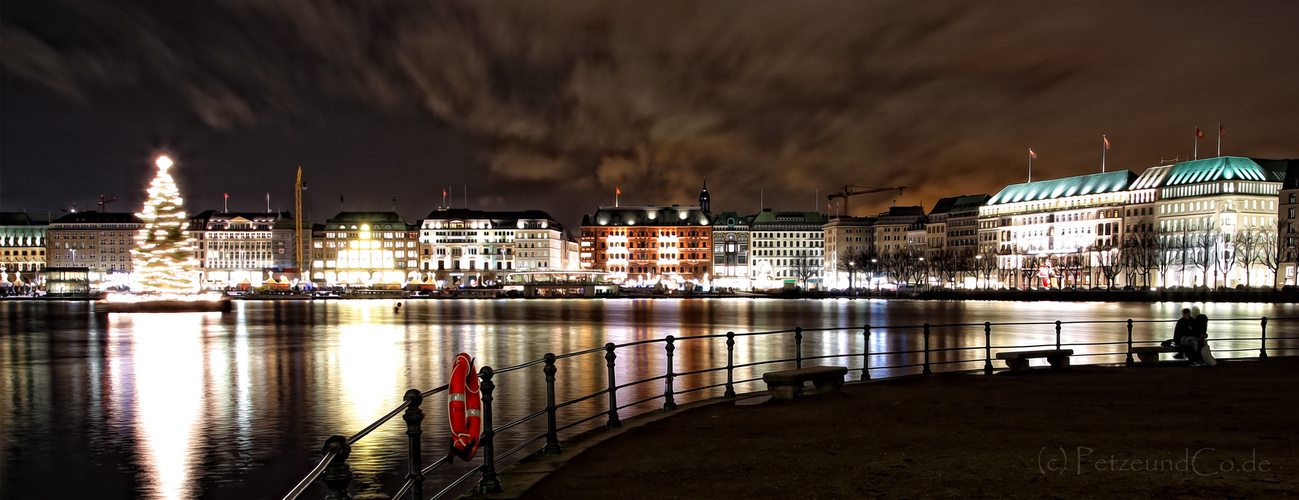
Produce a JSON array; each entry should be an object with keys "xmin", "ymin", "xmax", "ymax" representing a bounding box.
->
[{"xmin": 3, "ymin": 289, "xmax": 1296, "ymax": 303}]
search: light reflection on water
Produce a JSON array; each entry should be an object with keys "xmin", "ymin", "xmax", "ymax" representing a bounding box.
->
[{"xmin": 0, "ymin": 298, "xmax": 1294, "ymax": 499}]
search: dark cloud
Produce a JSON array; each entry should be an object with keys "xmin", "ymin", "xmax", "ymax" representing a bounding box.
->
[{"xmin": 2, "ymin": 0, "xmax": 1297, "ymax": 224}]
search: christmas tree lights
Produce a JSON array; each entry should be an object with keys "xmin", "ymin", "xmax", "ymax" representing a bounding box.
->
[{"xmin": 130, "ymin": 155, "xmax": 200, "ymax": 294}]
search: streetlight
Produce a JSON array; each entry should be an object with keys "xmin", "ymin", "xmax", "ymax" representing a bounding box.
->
[{"xmin": 975, "ymin": 255, "xmax": 983, "ymax": 289}]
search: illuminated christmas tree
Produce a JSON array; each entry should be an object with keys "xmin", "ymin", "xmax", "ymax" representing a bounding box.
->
[{"xmin": 131, "ymin": 156, "xmax": 200, "ymax": 294}]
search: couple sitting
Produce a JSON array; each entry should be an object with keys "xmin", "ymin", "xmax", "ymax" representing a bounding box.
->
[{"xmin": 1172, "ymin": 307, "xmax": 1216, "ymax": 366}]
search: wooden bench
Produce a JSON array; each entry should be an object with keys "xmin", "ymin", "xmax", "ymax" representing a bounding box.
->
[
  {"xmin": 762, "ymin": 366, "xmax": 848, "ymax": 400},
  {"xmin": 995, "ymin": 349, "xmax": 1073, "ymax": 372},
  {"xmin": 1131, "ymin": 346, "xmax": 1180, "ymax": 365}
]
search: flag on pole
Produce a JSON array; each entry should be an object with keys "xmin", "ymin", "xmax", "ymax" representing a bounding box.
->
[
  {"xmin": 1029, "ymin": 148, "xmax": 1037, "ymax": 159},
  {"xmin": 616, "ymin": 188, "xmax": 621, "ymax": 195},
  {"xmin": 1195, "ymin": 127, "xmax": 1204, "ymax": 140},
  {"xmin": 1103, "ymin": 136, "xmax": 1110, "ymax": 150},
  {"xmin": 1219, "ymin": 124, "xmax": 1225, "ymax": 137}
]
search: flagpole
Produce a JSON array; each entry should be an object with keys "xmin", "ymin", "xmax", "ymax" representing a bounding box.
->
[
  {"xmin": 1028, "ymin": 149, "xmax": 1033, "ymax": 183},
  {"xmin": 1102, "ymin": 136, "xmax": 1106, "ymax": 173},
  {"xmin": 1217, "ymin": 122, "xmax": 1222, "ymax": 157},
  {"xmin": 1193, "ymin": 127, "xmax": 1198, "ymax": 160}
]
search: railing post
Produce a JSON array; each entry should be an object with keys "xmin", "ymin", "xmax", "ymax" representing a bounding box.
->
[
  {"xmin": 1055, "ymin": 320, "xmax": 1062, "ymax": 351},
  {"xmin": 1125, "ymin": 319, "xmax": 1135, "ymax": 366},
  {"xmin": 663, "ymin": 336, "xmax": 677, "ymax": 410},
  {"xmin": 402, "ymin": 389, "xmax": 424, "ymax": 500},
  {"xmin": 1260, "ymin": 317, "xmax": 1268, "ymax": 359},
  {"xmin": 604, "ymin": 343, "xmax": 622, "ymax": 428},
  {"xmin": 724, "ymin": 332, "xmax": 736, "ymax": 397},
  {"xmin": 477, "ymin": 367, "xmax": 501, "ymax": 495},
  {"xmin": 862, "ymin": 325, "xmax": 871, "ymax": 380},
  {"xmin": 983, "ymin": 322, "xmax": 993, "ymax": 375},
  {"xmin": 320, "ymin": 435, "xmax": 352, "ymax": 500},
  {"xmin": 922, "ymin": 323, "xmax": 932, "ymax": 375},
  {"xmin": 794, "ymin": 327, "xmax": 804, "ymax": 369},
  {"xmin": 542, "ymin": 353, "xmax": 562, "ymax": 456}
]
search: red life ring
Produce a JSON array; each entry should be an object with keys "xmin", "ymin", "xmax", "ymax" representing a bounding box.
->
[{"xmin": 447, "ymin": 353, "xmax": 482, "ymax": 460}]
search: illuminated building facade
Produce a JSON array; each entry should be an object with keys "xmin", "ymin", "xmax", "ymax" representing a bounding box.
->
[
  {"xmin": 946, "ymin": 194, "xmax": 990, "ymax": 254},
  {"xmin": 821, "ymin": 216, "xmax": 875, "ymax": 289},
  {"xmin": 312, "ymin": 212, "xmax": 419, "ymax": 285},
  {"xmin": 580, "ymin": 205, "xmax": 713, "ymax": 284},
  {"xmin": 189, "ymin": 211, "xmax": 298, "ymax": 288},
  {"xmin": 979, "ymin": 170, "xmax": 1133, "ymax": 288},
  {"xmin": 0, "ymin": 213, "xmax": 47, "ymax": 283},
  {"xmin": 1154, "ymin": 157, "xmax": 1284, "ymax": 288},
  {"xmin": 749, "ymin": 210, "xmax": 827, "ymax": 289},
  {"xmin": 710, "ymin": 212, "xmax": 752, "ymax": 289},
  {"xmin": 873, "ymin": 206, "xmax": 925, "ymax": 255},
  {"xmin": 1280, "ymin": 161, "xmax": 1299, "ymax": 287},
  {"xmin": 924, "ymin": 197, "xmax": 958, "ymax": 250},
  {"xmin": 417, "ymin": 208, "xmax": 571, "ymax": 285},
  {"xmin": 45, "ymin": 212, "xmax": 143, "ymax": 284}
]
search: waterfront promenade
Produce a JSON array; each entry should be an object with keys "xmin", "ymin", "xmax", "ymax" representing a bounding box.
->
[{"xmin": 477, "ymin": 358, "xmax": 1297, "ymax": 499}]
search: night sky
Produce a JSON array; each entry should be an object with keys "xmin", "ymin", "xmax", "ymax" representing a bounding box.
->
[{"xmin": 2, "ymin": 1, "xmax": 1297, "ymax": 228}]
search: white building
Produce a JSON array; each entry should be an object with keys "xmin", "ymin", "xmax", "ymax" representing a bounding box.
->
[
  {"xmin": 979, "ymin": 170, "xmax": 1133, "ymax": 289},
  {"xmin": 1155, "ymin": 157, "xmax": 1284, "ymax": 288},
  {"xmin": 749, "ymin": 210, "xmax": 827, "ymax": 289},
  {"xmin": 711, "ymin": 211, "xmax": 752, "ymax": 290},
  {"xmin": 190, "ymin": 211, "xmax": 298, "ymax": 289},
  {"xmin": 419, "ymin": 209, "xmax": 571, "ymax": 286}
]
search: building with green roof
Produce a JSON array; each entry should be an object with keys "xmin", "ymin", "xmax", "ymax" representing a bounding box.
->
[
  {"xmin": 979, "ymin": 171, "xmax": 1134, "ymax": 289},
  {"xmin": 1151, "ymin": 156, "xmax": 1287, "ymax": 288},
  {"xmin": 749, "ymin": 209, "xmax": 828, "ymax": 289}
]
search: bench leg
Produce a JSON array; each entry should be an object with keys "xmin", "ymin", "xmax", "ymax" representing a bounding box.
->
[
  {"xmin": 766, "ymin": 383, "xmax": 801, "ymax": 401},
  {"xmin": 1047, "ymin": 355, "xmax": 1070, "ymax": 370},
  {"xmin": 1136, "ymin": 352, "xmax": 1159, "ymax": 364},
  {"xmin": 812, "ymin": 377, "xmax": 844, "ymax": 395},
  {"xmin": 1004, "ymin": 359, "xmax": 1029, "ymax": 372}
]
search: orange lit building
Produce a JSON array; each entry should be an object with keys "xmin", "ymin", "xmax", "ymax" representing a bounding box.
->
[{"xmin": 579, "ymin": 184, "xmax": 713, "ymax": 284}]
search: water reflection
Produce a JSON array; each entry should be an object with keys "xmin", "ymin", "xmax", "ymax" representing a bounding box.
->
[
  {"xmin": 122, "ymin": 313, "xmax": 205, "ymax": 500},
  {"xmin": 0, "ymin": 299, "xmax": 1295, "ymax": 499}
]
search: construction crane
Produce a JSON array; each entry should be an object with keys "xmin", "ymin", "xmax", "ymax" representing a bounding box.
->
[
  {"xmin": 97, "ymin": 195, "xmax": 119, "ymax": 212},
  {"xmin": 295, "ymin": 167, "xmax": 307, "ymax": 279},
  {"xmin": 826, "ymin": 185, "xmax": 906, "ymax": 216}
]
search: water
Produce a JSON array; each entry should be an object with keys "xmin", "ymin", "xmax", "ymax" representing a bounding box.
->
[{"xmin": 1, "ymin": 298, "xmax": 1295, "ymax": 499}]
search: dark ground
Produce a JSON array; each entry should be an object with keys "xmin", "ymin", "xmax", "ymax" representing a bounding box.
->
[{"xmin": 503, "ymin": 359, "xmax": 1296, "ymax": 499}]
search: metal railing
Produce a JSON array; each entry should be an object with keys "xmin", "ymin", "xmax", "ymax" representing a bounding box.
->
[{"xmin": 281, "ymin": 316, "xmax": 1297, "ymax": 499}]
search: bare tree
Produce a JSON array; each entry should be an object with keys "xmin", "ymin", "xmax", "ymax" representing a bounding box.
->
[
  {"xmin": 1193, "ymin": 219, "xmax": 1219, "ymax": 288},
  {"xmin": 883, "ymin": 251, "xmax": 910, "ymax": 287},
  {"xmin": 792, "ymin": 250, "xmax": 819, "ymax": 290},
  {"xmin": 1093, "ymin": 244, "xmax": 1123, "ymax": 290},
  {"xmin": 929, "ymin": 248, "xmax": 961, "ymax": 289},
  {"xmin": 996, "ymin": 247, "xmax": 1018, "ymax": 288},
  {"xmin": 1153, "ymin": 231, "xmax": 1176, "ymax": 288},
  {"xmin": 1232, "ymin": 227, "xmax": 1263, "ymax": 287},
  {"xmin": 835, "ymin": 251, "xmax": 858, "ymax": 291},
  {"xmin": 973, "ymin": 249, "xmax": 999, "ymax": 289},
  {"xmin": 1020, "ymin": 255, "xmax": 1043, "ymax": 289},
  {"xmin": 1261, "ymin": 220, "xmax": 1296, "ymax": 288}
]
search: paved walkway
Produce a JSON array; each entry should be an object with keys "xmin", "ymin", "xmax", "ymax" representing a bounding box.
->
[{"xmin": 472, "ymin": 358, "xmax": 1297, "ymax": 499}]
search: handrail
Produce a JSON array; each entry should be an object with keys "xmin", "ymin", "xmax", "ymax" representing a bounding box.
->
[
  {"xmin": 281, "ymin": 315, "xmax": 1298, "ymax": 500},
  {"xmin": 281, "ymin": 449, "xmax": 336, "ymax": 500}
]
